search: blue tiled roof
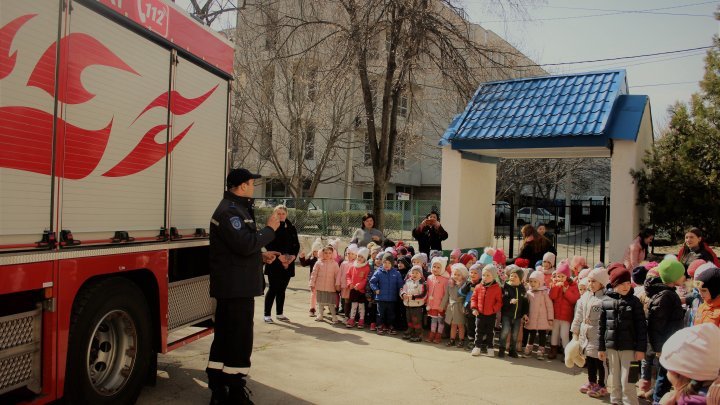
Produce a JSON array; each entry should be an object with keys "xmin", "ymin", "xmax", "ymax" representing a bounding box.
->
[{"xmin": 441, "ymin": 70, "xmax": 628, "ymax": 148}]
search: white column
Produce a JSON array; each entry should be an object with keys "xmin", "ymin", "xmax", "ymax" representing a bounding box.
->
[
  {"xmin": 441, "ymin": 147, "xmax": 497, "ymax": 250},
  {"xmin": 608, "ymin": 105, "xmax": 653, "ymax": 261}
]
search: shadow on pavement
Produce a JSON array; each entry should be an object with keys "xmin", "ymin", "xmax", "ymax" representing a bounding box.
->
[
  {"xmin": 269, "ymin": 318, "xmax": 370, "ymax": 346},
  {"xmin": 140, "ymin": 364, "xmax": 314, "ymax": 405}
]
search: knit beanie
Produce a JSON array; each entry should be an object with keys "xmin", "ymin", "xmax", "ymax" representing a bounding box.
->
[
  {"xmin": 469, "ymin": 263, "xmax": 484, "ymax": 274},
  {"xmin": 695, "ymin": 266, "xmax": 720, "ymax": 300},
  {"xmin": 430, "ymin": 256, "xmax": 448, "ymax": 272},
  {"xmin": 397, "ymin": 256, "xmax": 411, "ymax": 270},
  {"xmin": 688, "ymin": 259, "xmax": 707, "ymax": 278},
  {"xmin": 657, "ymin": 258, "xmax": 685, "ymax": 284},
  {"xmin": 515, "ymin": 258, "xmax": 530, "ymax": 269},
  {"xmin": 571, "ymin": 256, "xmax": 587, "ymax": 270},
  {"xmin": 609, "ymin": 267, "xmax": 631, "ymax": 287},
  {"xmin": 382, "ymin": 252, "xmax": 395, "ymax": 265},
  {"xmin": 631, "ymin": 265, "xmax": 648, "ymax": 285},
  {"xmin": 478, "ymin": 247, "xmax": 494, "ymax": 265},
  {"xmin": 578, "ymin": 277, "xmax": 590, "ymax": 289},
  {"xmin": 409, "ymin": 265, "xmax": 423, "ymax": 276},
  {"xmin": 397, "ymin": 247, "xmax": 408, "ymax": 256},
  {"xmin": 543, "ymin": 252, "xmax": 556, "ymax": 266},
  {"xmin": 493, "ymin": 248, "xmax": 507, "ymax": 266},
  {"xmin": 606, "ymin": 262, "xmax": 626, "ymax": 278},
  {"xmin": 429, "ymin": 250, "xmax": 442, "ymax": 260},
  {"xmin": 588, "ymin": 267, "xmax": 609, "ymax": 287},
  {"xmin": 347, "ymin": 244, "xmax": 359, "ymax": 254},
  {"xmin": 529, "ymin": 270, "xmax": 545, "ymax": 286},
  {"xmin": 660, "ymin": 323, "xmax": 720, "ymax": 381},
  {"xmin": 450, "ymin": 248, "xmax": 462, "ymax": 259},
  {"xmin": 556, "ymin": 260, "xmax": 571, "ymax": 278},
  {"xmin": 507, "ymin": 267, "xmax": 524, "ymax": 283},
  {"xmin": 451, "ymin": 263, "xmax": 469, "ymax": 280},
  {"xmin": 310, "ymin": 238, "xmax": 323, "ymax": 255},
  {"xmin": 411, "ymin": 253, "xmax": 428, "ymax": 265},
  {"xmin": 356, "ymin": 247, "xmax": 369, "ymax": 262},
  {"xmin": 695, "ymin": 262, "xmax": 715, "ymax": 280},
  {"xmin": 482, "ymin": 264, "xmax": 498, "ymax": 282},
  {"xmin": 468, "ymin": 249, "xmax": 479, "ymax": 259},
  {"xmin": 459, "ymin": 253, "xmax": 474, "ymax": 266},
  {"xmin": 577, "ymin": 268, "xmax": 591, "ymax": 280}
]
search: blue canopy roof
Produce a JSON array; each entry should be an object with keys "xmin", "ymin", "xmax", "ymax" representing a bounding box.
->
[{"xmin": 441, "ymin": 69, "xmax": 647, "ymax": 151}]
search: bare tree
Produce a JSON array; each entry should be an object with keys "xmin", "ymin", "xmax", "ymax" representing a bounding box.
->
[
  {"xmin": 186, "ymin": 0, "xmax": 245, "ymax": 26},
  {"xmin": 232, "ymin": 2, "xmax": 364, "ymax": 198},
  {"xmin": 276, "ymin": 0, "xmax": 536, "ymax": 228}
]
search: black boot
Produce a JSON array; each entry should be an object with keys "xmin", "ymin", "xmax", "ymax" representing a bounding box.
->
[
  {"xmin": 227, "ymin": 378, "xmax": 254, "ymax": 405},
  {"xmin": 207, "ymin": 368, "xmax": 228, "ymax": 405}
]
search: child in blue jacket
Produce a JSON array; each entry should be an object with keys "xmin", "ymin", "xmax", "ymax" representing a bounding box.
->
[{"xmin": 369, "ymin": 253, "xmax": 404, "ymax": 335}]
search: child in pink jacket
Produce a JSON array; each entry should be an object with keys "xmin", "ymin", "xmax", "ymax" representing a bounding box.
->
[
  {"xmin": 425, "ymin": 256, "xmax": 449, "ymax": 343},
  {"xmin": 310, "ymin": 245, "xmax": 341, "ymax": 323},
  {"xmin": 524, "ymin": 270, "xmax": 554, "ymax": 359}
]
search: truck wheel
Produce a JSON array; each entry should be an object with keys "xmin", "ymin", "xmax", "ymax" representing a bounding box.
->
[{"xmin": 65, "ymin": 278, "xmax": 152, "ymax": 404}]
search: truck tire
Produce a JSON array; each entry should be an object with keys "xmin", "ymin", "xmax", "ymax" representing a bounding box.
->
[{"xmin": 64, "ymin": 278, "xmax": 152, "ymax": 404}]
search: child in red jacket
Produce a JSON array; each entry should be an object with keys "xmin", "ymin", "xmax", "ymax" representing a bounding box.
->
[
  {"xmin": 346, "ymin": 248, "xmax": 370, "ymax": 328},
  {"xmin": 470, "ymin": 264, "xmax": 503, "ymax": 357},
  {"xmin": 548, "ymin": 260, "xmax": 580, "ymax": 359}
]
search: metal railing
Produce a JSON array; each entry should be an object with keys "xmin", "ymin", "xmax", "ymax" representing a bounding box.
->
[{"xmin": 253, "ymin": 197, "xmax": 440, "ymax": 240}]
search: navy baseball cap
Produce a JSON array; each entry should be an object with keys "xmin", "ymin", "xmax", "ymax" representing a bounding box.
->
[{"xmin": 226, "ymin": 168, "xmax": 261, "ymax": 188}]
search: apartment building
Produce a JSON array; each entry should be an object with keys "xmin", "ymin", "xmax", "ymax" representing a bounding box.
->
[{"xmin": 231, "ymin": 1, "xmax": 546, "ymax": 202}]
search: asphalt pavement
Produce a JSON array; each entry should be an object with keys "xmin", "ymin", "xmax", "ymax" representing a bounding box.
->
[{"xmin": 138, "ymin": 267, "xmax": 611, "ymax": 405}]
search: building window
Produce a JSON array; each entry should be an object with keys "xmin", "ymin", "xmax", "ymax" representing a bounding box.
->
[
  {"xmin": 304, "ymin": 124, "xmax": 315, "ymax": 160},
  {"xmin": 265, "ymin": 178, "xmax": 287, "ymax": 197},
  {"xmin": 362, "ymin": 191, "xmax": 373, "ymax": 200},
  {"xmin": 307, "ymin": 67, "xmax": 317, "ymax": 102},
  {"xmin": 398, "ymin": 94, "xmax": 408, "ymax": 118},
  {"xmin": 260, "ymin": 122, "xmax": 272, "ymax": 159},
  {"xmin": 264, "ymin": 9, "xmax": 278, "ymax": 51},
  {"xmin": 289, "ymin": 121, "xmax": 315, "ymax": 160},
  {"xmin": 393, "ymin": 136, "xmax": 406, "ymax": 169},
  {"xmin": 364, "ymin": 135, "xmax": 372, "ymax": 165}
]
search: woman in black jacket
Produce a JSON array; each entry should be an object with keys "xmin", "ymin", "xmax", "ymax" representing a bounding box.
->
[
  {"xmin": 263, "ymin": 205, "xmax": 300, "ymax": 323},
  {"xmin": 411, "ymin": 210, "xmax": 449, "ymax": 257}
]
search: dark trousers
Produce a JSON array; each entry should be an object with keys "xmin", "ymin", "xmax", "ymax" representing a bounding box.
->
[
  {"xmin": 394, "ymin": 300, "xmax": 407, "ymax": 330},
  {"xmin": 654, "ymin": 364, "xmax": 672, "ymax": 403},
  {"xmin": 264, "ymin": 275, "xmax": 290, "ymax": 316},
  {"xmin": 586, "ymin": 356, "xmax": 606, "ymax": 386},
  {"xmin": 366, "ymin": 301, "xmax": 377, "ymax": 324},
  {"xmin": 475, "ymin": 314, "xmax": 496, "ymax": 348},
  {"xmin": 406, "ymin": 306, "xmax": 423, "ymax": 334},
  {"xmin": 499, "ymin": 315, "xmax": 522, "ymax": 352},
  {"xmin": 376, "ymin": 301, "xmax": 396, "ymax": 328},
  {"xmin": 526, "ymin": 330, "xmax": 547, "ymax": 348},
  {"xmin": 465, "ymin": 313, "xmax": 476, "ymax": 341},
  {"xmin": 207, "ymin": 297, "xmax": 254, "ymax": 389}
]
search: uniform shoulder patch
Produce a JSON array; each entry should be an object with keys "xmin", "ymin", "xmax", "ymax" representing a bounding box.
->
[{"xmin": 229, "ymin": 216, "xmax": 242, "ymax": 230}]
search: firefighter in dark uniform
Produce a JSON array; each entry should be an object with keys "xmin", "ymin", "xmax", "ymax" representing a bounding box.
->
[{"xmin": 206, "ymin": 168, "xmax": 280, "ymax": 405}]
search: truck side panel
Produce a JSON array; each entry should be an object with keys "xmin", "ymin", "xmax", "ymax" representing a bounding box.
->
[
  {"xmin": 58, "ymin": 2, "xmax": 171, "ymax": 239},
  {"xmin": 0, "ymin": 0, "xmax": 61, "ymax": 246}
]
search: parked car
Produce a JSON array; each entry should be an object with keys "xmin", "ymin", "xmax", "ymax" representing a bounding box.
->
[
  {"xmin": 516, "ymin": 207, "xmax": 565, "ymax": 230},
  {"xmin": 495, "ymin": 201, "xmax": 511, "ymax": 225}
]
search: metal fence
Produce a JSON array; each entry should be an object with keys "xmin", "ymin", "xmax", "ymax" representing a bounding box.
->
[
  {"xmin": 492, "ymin": 199, "xmax": 610, "ymax": 264},
  {"xmin": 253, "ymin": 198, "xmax": 440, "ymax": 240}
]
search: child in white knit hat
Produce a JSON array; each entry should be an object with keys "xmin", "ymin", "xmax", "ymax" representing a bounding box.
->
[{"xmin": 659, "ymin": 323, "xmax": 720, "ymax": 404}]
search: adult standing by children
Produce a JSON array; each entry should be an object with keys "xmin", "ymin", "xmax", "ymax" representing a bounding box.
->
[
  {"xmin": 514, "ymin": 225, "xmax": 553, "ymax": 267},
  {"xmin": 677, "ymin": 227, "xmax": 720, "ymax": 268},
  {"xmin": 622, "ymin": 228, "xmax": 655, "ymax": 270},
  {"xmin": 412, "ymin": 210, "xmax": 449, "ymax": 257},
  {"xmin": 350, "ymin": 213, "xmax": 386, "ymax": 247},
  {"xmin": 263, "ymin": 205, "xmax": 300, "ymax": 324},
  {"xmin": 206, "ymin": 168, "xmax": 280, "ymax": 405}
]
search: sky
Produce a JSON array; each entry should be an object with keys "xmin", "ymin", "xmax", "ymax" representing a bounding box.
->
[
  {"xmin": 461, "ymin": 0, "xmax": 720, "ymax": 131},
  {"xmin": 175, "ymin": 0, "xmax": 719, "ymax": 132}
]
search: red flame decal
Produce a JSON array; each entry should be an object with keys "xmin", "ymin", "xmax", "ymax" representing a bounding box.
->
[
  {"xmin": 0, "ymin": 106, "xmax": 112, "ymax": 179},
  {"xmin": 102, "ymin": 123, "xmax": 193, "ymax": 177},
  {"xmin": 132, "ymin": 85, "xmax": 218, "ymax": 124},
  {"xmin": 27, "ymin": 33, "xmax": 139, "ymax": 104},
  {"xmin": 0, "ymin": 14, "xmax": 36, "ymax": 79}
]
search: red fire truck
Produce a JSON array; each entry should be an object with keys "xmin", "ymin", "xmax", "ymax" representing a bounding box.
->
[{"xmin": 0, "ymin": 0, "xmax": 234, "ymax": 403}]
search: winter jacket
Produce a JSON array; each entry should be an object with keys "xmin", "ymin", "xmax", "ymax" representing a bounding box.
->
[
  {"xmin": 501, "ymin": 283, "xmax": 529, "ymax": 320},
  {"xmin": 678, "ymin": 243, "xmax": 720, "ymax": 268},
  {"xmin": 425, "ymin": 274, "xmax": 449, "ymax": 312},
  {"xmin": 598, "ymin": 291, "xmax": 647, "ymax": 352},
  {"xmin": 263, "ymin": 219, "xmax": 300, "ymax": 278},
  {"xmin": 470, "ymin": 281, "xmax": 503, "ymax": 316},
  {"xmin": 338, "ymin": 260, "xmax": 352, "ymax": 298},
  {"xmin": 400, "ymin": 278, "xmax": 427, "ymax": 307},
  {"xmin": 350, "ymin": 227, "xmax": 385, "ymax": 247},
  {"xmin": 411, "ymin": 223, "xmax": 449, "ymax": 256},
  {"xmin": 645, "ymin": 276, "xmax": 685, "ymax": 353},
  {"xmin": 694, "ymin": 295, "xmax": 720, "ymax": 327},
  {"xmin": 526, "ymin": 286, "xmax": 554, "ymax": 330},
  {"xmin": 299, "ymin": 255, "xmax": 318, "ymax": 279},
  {"xmin": 310, "ymin": 259, "xmax": 340, "ymax": 292},
  {"xmin": 622, "ymin": 236, "xmax": 647, "ymax": 270},
  {"xmin": 444, "ymin": 282, "xmax": 466, "ymax": 324},
  {"xmin": 369, "ymin": 268, "xmax": 404, "ymax": 302},
  {"xmin": 571, "ymin": 289, "xmax": 605, "ymax": 358},
  {"xmin": 460, "ymin": 280, "xmax": 480, "ymax": 309},
  {"xmin": 550, "ymin": 280, "xmax": 581, "ymax": 322},
  {"xmin": 346, "ymin": 263, "xmax": 370, "ymax": 294}
]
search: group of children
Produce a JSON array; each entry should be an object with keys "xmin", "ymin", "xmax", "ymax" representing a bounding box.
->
[{"xmin": 301, "ymin": 239, "xmax": 720, "ymax": 405}]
